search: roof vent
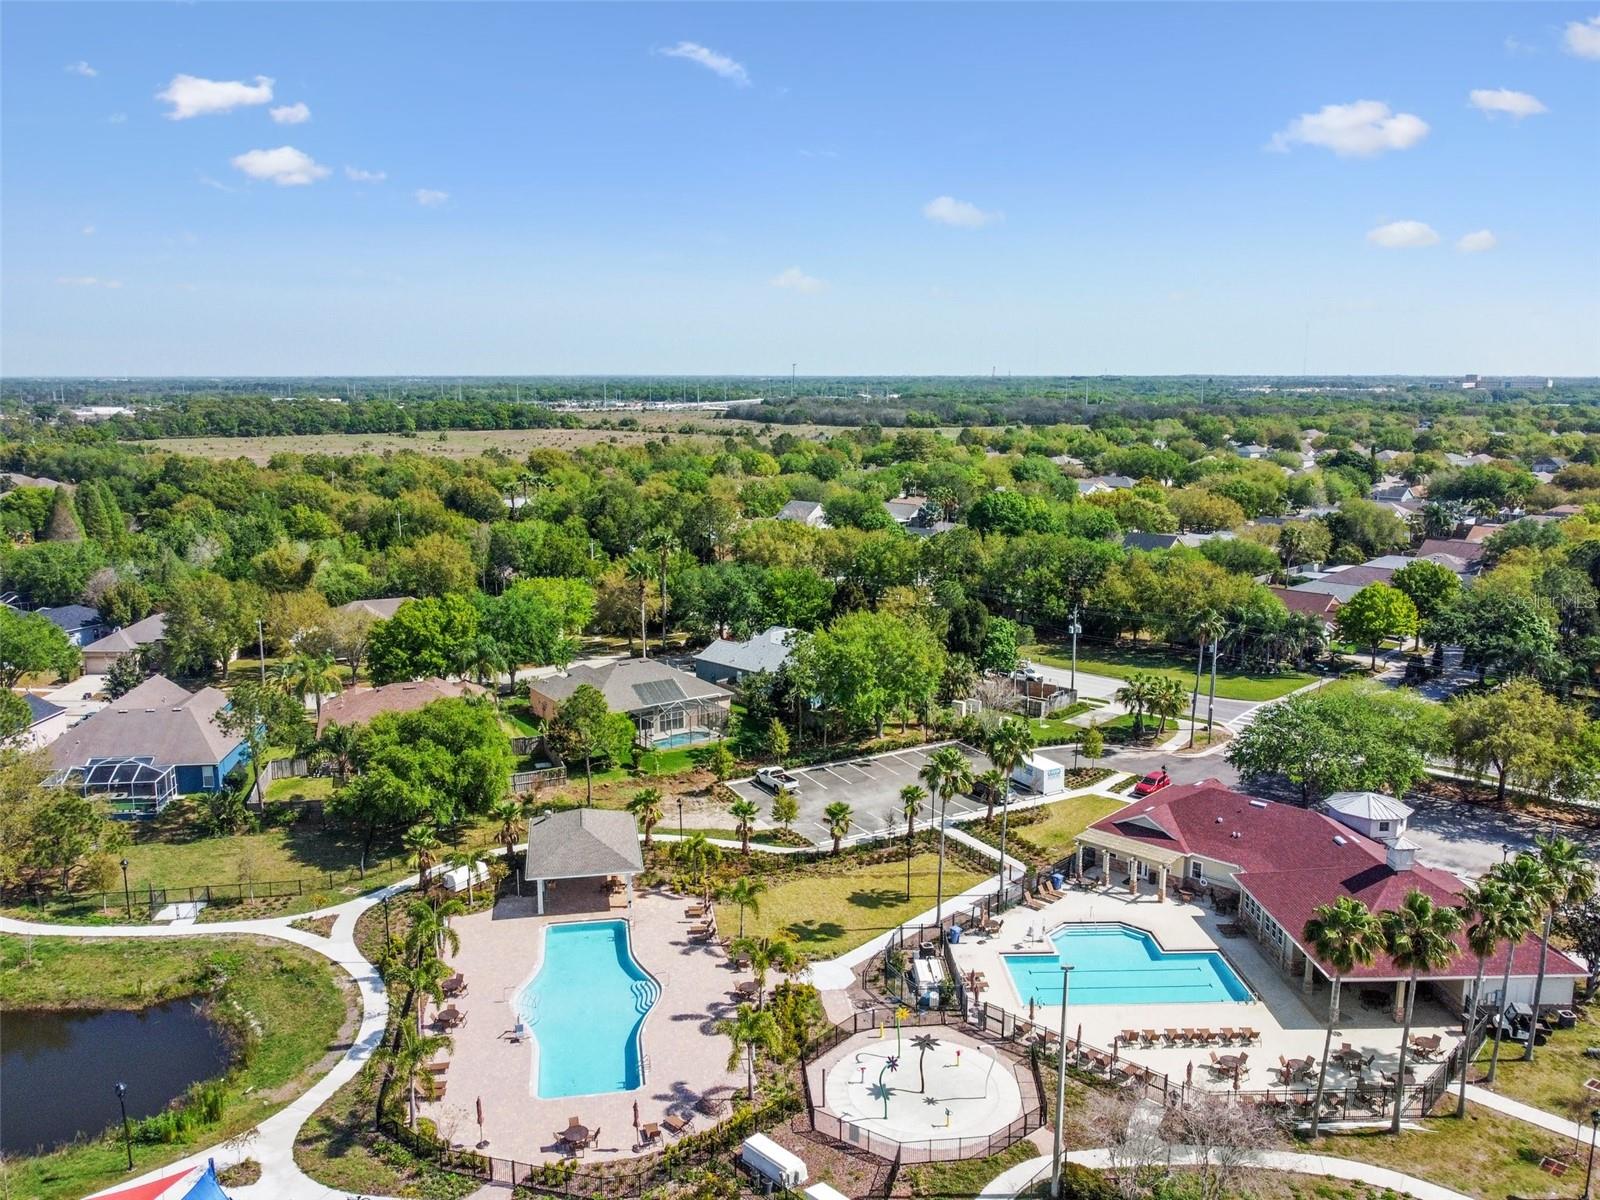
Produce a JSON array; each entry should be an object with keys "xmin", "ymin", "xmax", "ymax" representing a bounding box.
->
[
  {"xmin": 1333, "ymin": 835, "xmax": 1347, "ymax": 845},
  {"xmin": 1215, "ymin": 816, "xmax": 1224, "ymax": 823},
  {"xmin": 1249, "ymin": 800, "xmax": 1268, "ymax": 809}
]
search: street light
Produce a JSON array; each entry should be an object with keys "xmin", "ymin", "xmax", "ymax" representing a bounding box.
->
[
  {"xmin": 1049, "ymin": 964, "xmax": 1075, "ymax": 1199},
  {"xmin": 1585, "ymin": 1109, "xmax": 1600, "ymax": 1200},
  {"xmin": 1068, "ymin": 608, "xmax": 1082, "ymax": 697},
  {"xmin": 114, "ymin": 1081, "xmax": 133, "ymax": 1170},
  {"xmin": 119, "ymin": 857, "xmax": 131, "ymax": 917},
  {"xmin": 677, "ymin": 797, "xmax": 684, "ymax": 840}
]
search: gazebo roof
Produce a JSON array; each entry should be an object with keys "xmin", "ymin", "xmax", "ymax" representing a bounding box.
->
[{"xmin": 524, "ymin": 808, "xmax": 643, "ymax": 881}]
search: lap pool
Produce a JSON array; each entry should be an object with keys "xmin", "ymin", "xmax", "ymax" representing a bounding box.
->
[
  {"xmin": 516, "ymin": 919, "xmax": 659, "ymax": 1097},
  {"xmin": 1003, "ymin": 923, "xmax": 1251, "ymax": 1006}
]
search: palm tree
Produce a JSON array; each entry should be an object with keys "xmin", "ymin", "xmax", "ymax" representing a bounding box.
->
[
  {"xmin": 1521, "ymin": 835, "xmax": 1596, "ymax": 1062},
  {"xmin": 402, "ymin": 824, "xmax": 442, "ymax": 892},
  {"xmin": 488, "ymin": 796, "xmax": 524, "ymax": 858},
  {"xmin": 276, "ymin": 651, "xmax": 343, "ymax": 725},
  {"xmin": 723, "ymin": 876, "xmax": 766, "ymax": 940},
  {"xmin": 910, "ymin": 1032, "xmax": 941, "ymax": 1094},
  {"xmin": 729, "ymin": 797, "xmax": 760, "ymax": 856},
  {"xmin": 1380, "ymin": 890, "xmax": 1464, "ymax": 1133},
  {"xmin": 1147, "ymin": 676, "xmax": 1186, "ymax": 736},
  {"xmin": 467, "ymin": 634, "xmax": 508, "ymax": 688},
  {"xmin": 445, "ymin": 847, "xmax": 489, "ymax": 904},
  {"xmin": 1302, "ymin": 896, "xmax": 1384, "ymax": 1137},
  {"xmin": 730, "ymin": 932, "xmax": 799, "ymax": 1003},
  {"xmin": 975, "ymin": 768, "xmax": 1008, "ymax": 824},
  {"xmin": 1485, "ymin": 856, "xmax": 1541, "ymax": 1084},
  {"xmin": 673, "ymin": 832, "xmax": 722, "ymax": 900},
  {"xmin": 1115, "ymin": 675, "xmax": 1151, "ymax": 739},
  {"xmin": 627, "ymin": 787, "xmax": 664, "ymax": 849},
  {"xmin": 384, "ymin": 1015, "xmax": 454, "ymax": 1126},
  {"xmin": 317, "ymin": 720, "xmax": 364, "ymax": 784},
  {"xmin": 624, "ymin": 553, "xmax": 654, "ymax": 659},
  {"xmin": 406, "ymin": 894, "xmax": 466, "ymax": 962},
  {"xmin": 919, "ymin": 745, "xmax": 974, "ymax": 924},
  {"xmin": 986, "ymin": 717, "xmax": 1035, "ymax": 909},
  {"xmin": 824, "ymin": 800, "xmax": 853, "ymax": 856},
  {"xmin": 718, "ymin": 1003, "xmax": 780, "ymax": 1100},
  {"xmin": 900, "ymin": 784, "xmax": 926, "ymax": 901},
  {"xmin": 1186, "ymin": 611, "xmax": 1226, "ymax": 748},
  {"xmin": 1456, "ymin": 878, "xmax": 1518, "ymax": 1116},
  {"xmin": 643, "ymin": 527, "xmax": 675, "ymax": 656}
]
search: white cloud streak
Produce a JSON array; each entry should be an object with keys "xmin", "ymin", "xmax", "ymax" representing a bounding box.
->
[
  {"xmin": 230, "ymin": 145, "xmax": 330, "ymax": 186},
  {"xmin": 415, "ymin": 188, "xmax": 449, "ymax": 207},
  {"xmin": 1269, "ymin": 100, "xmax": 1429, "ymax": 156},
  {"xmin": 1456, "ymin": 230, "xmax": 1498, "ymax": 253},
  {"xmin": 658, "ymin": 41, "xmax": 750, "ymax": 86},
  {"xmin": 770, "ymin": 266, "xmax": 825, "ymax": 293},
  {"xmin": 56, "ymin": 276, "xmax": 122, "ymax": 288},
  {"xmin": 269, "ymin": 102, "xmax": 311, "ymax": 125},
  {"xmin": 345, "ymin": 165, "xmax": 387, "ymax": 183},
  {"xmin": 1367, "ymin": 220, "xmax": 1440, "ymax": 249},
  {"xmin": 922, "ymin": 195, "xmax": 1002, "ymax": 228},
  {"xmin": 1469, "ymin": 88, "xmax": 1547, "ymax": 118},
  {"xmin": 158, "ymin": 74, "xmax": 274, "ymax": 119},
  {"xmin": 65, "ymin": 61, "xmax": 97, "ymax": 78},
  {"xmin": 1565, "ymin": 15, "xmax": 1600, "ymax": 58}
]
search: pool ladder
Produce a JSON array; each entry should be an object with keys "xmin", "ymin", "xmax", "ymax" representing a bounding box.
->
[{"xmin": 631, "ymin": 977, "xmax": 661, "ymax": 1015}]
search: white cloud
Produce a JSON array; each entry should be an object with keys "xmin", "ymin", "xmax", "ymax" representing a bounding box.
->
[
  {"xmin": 108, "ymin": 112, "xmax": 127, "ymax": 124},
  {"xmin": 1367, "ymin": 220, "xmax": 1440, "ymax": 249},
  {"xmin": 658, "ymin": 41, "xmax": 750, "ymax": 86},
  {"xmin": 230, "ymin": 145, "xmax": 330, "ymax": 186},
  {"xmin": 1565, "ymin": 15, "xmax": 1600, "ymax": 58},
  {"xmin": 1469, "ymin": 88, "xmax": 1547, "ymax": 118},
  {"xmin": 65, "ymin": 61, "xmax": 97, "ymax": 78},
  {"xmin": 1504, "ymin": 35, "xmax": 1538, "ymax": 56},
  {"xmin": 1269, "ymin": 100, "xmax": 1429, "ymax": 156},
  {"xmin": 81, "ymin": 225, "xmax": 95, "ymax": 236},
  {"xmin": 56, "ymin": 276, "xmax": 122, "ymax": 288},
  {"xmin": 770, "ymin": 266, "xmax": 825, "ymax": 294},
  {"xmin": 1456, "ymin": 229, "xmax": 1498, "ymax": 253},
  {"xmin": 922, "ymin": 195, "xmax": 1002, "ymax": 229},
  {"xmin": 157, "ymin": 74, "xmax": 273, "ymax": 120},
  {"xmin": 414, "ymin": 188, "xmax": 449, "ymax": 207},
  {"xmin": 269, "ymin": 102, "xmax": 311, "ymax": 125},
  {"xmin": 345, "ymin": 165, "xmax": 387, "ymax": 183}
]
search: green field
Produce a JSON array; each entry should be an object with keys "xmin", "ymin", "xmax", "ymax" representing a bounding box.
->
[
  {"xmin": 716, "ymin": 853, "xmax": 987, "ymax": 959},
  {"xmin": 1026, "ymin": 641, "xmax": 1316, "ymax": 702},
  {"xmin": 0, "ymin": 934, "xmax": 348, "ymax": 1200}
]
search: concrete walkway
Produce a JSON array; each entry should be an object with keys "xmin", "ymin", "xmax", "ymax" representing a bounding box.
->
[{"xmin": 1465, "ymin": 1084, "xmax": 1598, "ymax": 1143}]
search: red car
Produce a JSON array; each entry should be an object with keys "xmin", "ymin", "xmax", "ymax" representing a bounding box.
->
[{"xmin": 1132, "ymin": 768, "xmax": 1172, "ymax": 798}]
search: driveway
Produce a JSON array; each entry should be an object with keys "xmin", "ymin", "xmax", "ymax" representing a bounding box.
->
[
  {"xmin": 1401, "ymin": 790, "xmax": 1600, "ymax": 881},
  {"xmin": 726, "ymin": 742, "xmax": 994, "ymax": 847}
]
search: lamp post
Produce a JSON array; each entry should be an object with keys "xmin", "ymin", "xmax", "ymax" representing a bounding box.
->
[
  {"xmin": 115, "ymin": 1081, "xmax": 133, "ymax": 1170},
  {"xmin": 256, "ymin": 619, "xmax": 266, "ymax": 684},
  {"xmin": 1068, "ymin": 608, "xmax": 1081, "ymax": 698},
  {"xmin": 1585, "ymin": 1109, "xmax": 1600, "ymax": 1200},
  {"xmin": 677, "ymin": 797, "xmax": 684, "ymax": 840},
  {"xmin": 119, "ymin": 857, "xmax": 130, "ymax": 917},
  {"xmin": 1049, "ymin": 965, "xmax": 1075, "ymax": 1199}
]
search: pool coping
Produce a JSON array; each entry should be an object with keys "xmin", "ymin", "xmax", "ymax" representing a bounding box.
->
[
  {"xmin": 998, "ymin": 919, "xmax": 1259, "ymax": 1005},
  {"xmin": 512, "ymin": 915, "xmax": 663, "ymax": 1101}
]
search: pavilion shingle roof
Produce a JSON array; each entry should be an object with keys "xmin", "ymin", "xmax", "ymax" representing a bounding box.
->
[{"xmin": 523, "ymin": 808, "xmax": 644, "ymax": 880}]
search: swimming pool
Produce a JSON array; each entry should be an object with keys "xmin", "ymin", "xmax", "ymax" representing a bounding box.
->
[
  {"xmin": 516, "ymin": 919, "xmax": 659, "ymax": 1097},
  {"xmin": 1003, "ymin": 923, "xmax": 1251, "ymax": 1006},
  {"xmin": 651, "ymin": 730, "xmax": 713, "ymax": 749}
]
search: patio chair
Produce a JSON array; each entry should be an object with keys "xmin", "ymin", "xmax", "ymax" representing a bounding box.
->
[
  {"xmin": 1023, "ymin": 893, "xmax": 1045, "ymax": 911},
  {"xmin": 1140, "ymin": 1029, "xmax": 1158, "ymax": 1047},
  {"xmin": 662, "ymin": 1113, "xmax": 693, "ymax": 1136},
  {"xmin": 639, "ymin": 1122, "xmax": 661, "ymax": 1145},
  {"xmin": 1119, "ymin": 1029, "xmax": 1138, "ymax": 1047},
  {"xmin": 1240, "ymin": 1028, "xmax": 1260, "ymax": 1045},
  {"xmin": 1162, "ymin": 1028, "xmax": 1182, "ymax": 1046}
]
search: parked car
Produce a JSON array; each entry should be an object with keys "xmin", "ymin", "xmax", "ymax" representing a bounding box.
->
[
  {"xmin": 754, "ymin": 766, "xmax": 800, "ymax": 794},
  {"xmin": 1132, "ymin": 768, "xmax": 1172, "ymax": 798},
  {"xmin": 1011, "ymin": 662, "xmax": 1043, "ymax": 683}
]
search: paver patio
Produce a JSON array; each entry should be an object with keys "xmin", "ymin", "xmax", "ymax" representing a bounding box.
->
[{"xmin": 414, "ymin": 880, "xmax": 744, "ymax": 1162}]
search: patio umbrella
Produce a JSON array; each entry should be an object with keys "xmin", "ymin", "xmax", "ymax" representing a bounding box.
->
[
  {"xmin": 633, "ymin": 1100, "xmax": 640, "ymax": 1131},
  {"xmin": 1028, "ymin": 998, "xmax": 1036, "ymax": 1024},
  {"xmin": 476, "ymin": 1096, "xmax": 487, "ymax": 1148},
  {"xmin": 1185, "ymin": 1061, "xmax": 1193, "ymax": 1087}
]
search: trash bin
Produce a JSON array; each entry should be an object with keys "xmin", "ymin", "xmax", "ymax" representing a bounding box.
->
[
  {"xmin": 947, "ymin": 925, "xmax": 962, "ymax": 944},
  {"xmin": 1051, "ymin": 872, "xmax": 1065, "ymax": 890}
]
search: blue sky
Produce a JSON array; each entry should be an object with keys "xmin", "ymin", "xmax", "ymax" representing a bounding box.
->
[{"xmin": 3, "ymin": 2, "xmax": 1597, "ymax": 377}]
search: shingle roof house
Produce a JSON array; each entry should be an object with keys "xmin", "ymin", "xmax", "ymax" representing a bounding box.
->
[
  {"xmin": 528, "ymin": 658, "xmax": 734, "ymax": 747},
  {"xmin": 32, "ymin": 604, "xmax": 108, "ymax": 647},
  {"xmin": 776, "ymin": 500, "xmax": 828, "ymax": 528},
  {"xmin": 48, "ymin": 674, "xmax": 250, "ymax": 809},
  {"xmin": 315, "ymin": 677, "xmax": 488, "ymax": 733},
  {"xmin": 334, "ymin": 596, "xmax": 415, "ymax": 621},
  {"xmin": 522, "ymin": 807, "xmax": 644, "ymax": 914},
  {"xmin": 1075, "ymin": 781, "xmax": 1582, "ymax": 1011},
  {"xmin": 693, "ymin": 626, "xmax": 796, "ymax": 685},
  {"xmin": 81, "ymin": 613, "xmax": 168, "ymax": 674}
]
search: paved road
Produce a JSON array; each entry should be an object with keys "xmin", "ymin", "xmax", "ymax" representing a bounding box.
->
[
  {"xmin": 1401, "ymin": 789, "xmax": 1600, "ymax": 880},
  {"xmin": 1024, "ymin": 660, "xmax": 1264, "ymax": 732}
]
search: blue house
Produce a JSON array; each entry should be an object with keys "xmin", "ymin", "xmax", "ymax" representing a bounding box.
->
[
  {"xmin": 47, "ymin": 675, "xmax": 251, "ymax": 816},
  {"xmin": 34, "ymin": 603, "xmax": 109, "ymax": 647}
]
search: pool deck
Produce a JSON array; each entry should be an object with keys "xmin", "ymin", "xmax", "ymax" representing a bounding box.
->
[
  {"xmin": 414, "ymin": 881, "xmax": 744, "ymax": 1162},
  {"xmin": 948, "ymin": 884, "xmax": 1459, "ymax": 1094}
]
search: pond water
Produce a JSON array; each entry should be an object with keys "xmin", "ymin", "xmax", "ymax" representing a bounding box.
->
[{"xmin": 0, "ymin": 999, "xmax": 231, "ymax": 1156}]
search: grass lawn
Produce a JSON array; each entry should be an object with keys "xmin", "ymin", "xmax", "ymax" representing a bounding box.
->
[
  {"xmin": 1025, "ymin": 641, "xmax": 1316, "ymax": 702},
  {"xmin": 0, "ymin": 934, "xmax": 349, "ymax": 1200},
  {"xmin": 264, "ymin": 774, "xmax": 334, "ymax": 803},
  {"xmin": 1308, "ymin": 1107, "xmax": 1574, "ymax": 1200},
  {"xmin": 716, "ymin": 853, "xmax": 988, "ymax": 959},
  {"xmin": 1011, "ymin": 794, "xmax": 1127, "ymax": 856},
  {"xmin": 1028, "ymin": 705, "xmax": 1093, "ymax": 741},
  {"xmin": 1470, "ymin": 1001, "xmax": 1600, "ymax": 1122}
]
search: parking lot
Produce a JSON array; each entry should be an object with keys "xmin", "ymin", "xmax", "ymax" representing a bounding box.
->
[{"xmin": 727, "ymin": 742, "xmax": 994, "ymax": 848}]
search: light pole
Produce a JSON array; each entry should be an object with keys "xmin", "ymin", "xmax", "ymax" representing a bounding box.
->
[
  {"xmin": 115, "ymin": 1081, "xmax": 133, "ymax": 1169},
  {"xmin": 1068, "ymin": 608, "xmax": 1081, "ymax": 698},
  {"xmin": 256, "ymin": 619, "xmax": 266, "ymax": 684},
  {"xmin": 934, "ymin": 789, "xmax": 948, "ymax": 925},
  {"xmin": 1049, "ymin": 965, "xmax": 1075, "ymax": 1199},
  {"xmin": 677, "ymin": 797, "xmax": 684, "ymax": 840},
  {"xmin": 1585, "ymin": 1109, "xmax": 1600, "ymax": 1200},
  {"xmin": 119, "ymin": 857, "xmax": 130, "ymax": 917}
]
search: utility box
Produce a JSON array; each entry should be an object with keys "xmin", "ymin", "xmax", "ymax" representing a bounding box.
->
[
  {"xmin": 740, "ymin": 1134, "xmax": 808, "ymax": 1189},
  {"xmin": 1011, "ymin": 753, "xmax": 1064, "ymax": 796}
]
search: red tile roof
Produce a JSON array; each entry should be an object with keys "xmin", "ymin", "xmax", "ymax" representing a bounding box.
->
[
  {"xmin": 1269, "ymin": 587, "xmax": 1340, "ymax": 618},
  {"xmin": 1418, "ymin": 537, "xmax": 1488, "ymax": 561},
  {"xmin": 1086, "ymin": 781, "xmax": 1583, "ymax": 983}
]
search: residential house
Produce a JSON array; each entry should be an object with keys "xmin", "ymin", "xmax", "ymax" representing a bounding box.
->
[
  {"xmin": 46, "ymin": 675, "xmax": 250, "ymax": 815},
  {"xmin": 80, "ymin": 612, "xmax": 168, "ymax": 674},
  {"xmin": 884, "ymin": 495, "xmax": 934, "ymax": 525},
  {"xmin": 334, "ymin": 596, "xmax": 414, "ymax": 621},
  {"xmin": 528, "ymin": 658, "xmax": 733, "ymax": 749},
  {"xmin": 693, "ymin": 625, "xmax": 796, "ymax": 685},
  {"xmin": 776, "ymin": 499, "xmax": 829, "ymax": 528},
  {"xmin": 12, "ymin": 603, "xmax": 108, "ymax": 647},
  {"xmin": 1073, "ymin": 781, "xmax": 1583, "ymax": 1016},
  {"xmin": 1076, "ymin": 475, "xmax": 1137, "ymax": 495},
  {"xmin": 1417, "ymin": 538, "xmax": 1489, "ymax": 566},
  {"xmin": 1268, "ymin": 586, "xmax": 1340, "ymax": 630},
  {"xmin": 1122, "ymin": 530, "xmax": 1235, "ymax": 553},
  {"xmin": 1369, "ymin": 480, "xmax": 1417, "ymax": 505},
  {"xmin": 314, "ymin": 676, "xmax": 488, "ymax": 734}
]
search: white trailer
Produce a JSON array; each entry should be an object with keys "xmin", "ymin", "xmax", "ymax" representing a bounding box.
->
[
  {"xmin": 1011, "ymin": 753, "xmax": 1064, "ymax": 796},
  {"xmin": 740, "ymin": 1133, "xmax": 808, "ymax": 1189}
]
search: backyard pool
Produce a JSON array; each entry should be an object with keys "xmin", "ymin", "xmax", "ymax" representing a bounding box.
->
[
  {"xmin": 516, "ymin": 919, "xmax": 658, "ymax": 1097},
  {"xmin": 1004, "ymin": 923, "xmax": 1251, "ymax": 1006},
  {"xmin": 650, "ymin": 730, "xmax": 713, "ymax": 749}
]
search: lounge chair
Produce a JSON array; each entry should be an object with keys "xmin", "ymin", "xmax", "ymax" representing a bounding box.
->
[
  {"xmin": 1162, "ymin": 1028, "xmax": 1182, "ymax": 1046},
  {"xmin": 1119, "ymin": 1029, "xmax": 1138, "ymax": 1047},
  {"xmin": 639, "ymin": 1122, "xmax": 661, "ymax": 1145},
  {"xmin": 662, "ymin": 1113, "xmax": 693, "ymax": 1136},
  {"xmin": 1022, "ymin": 893, "xmax": 1046, "ymax": 911},
  {"xmin": 1140, "ymin": 1029, "xmax": 1158, "ymax": 1047}
]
